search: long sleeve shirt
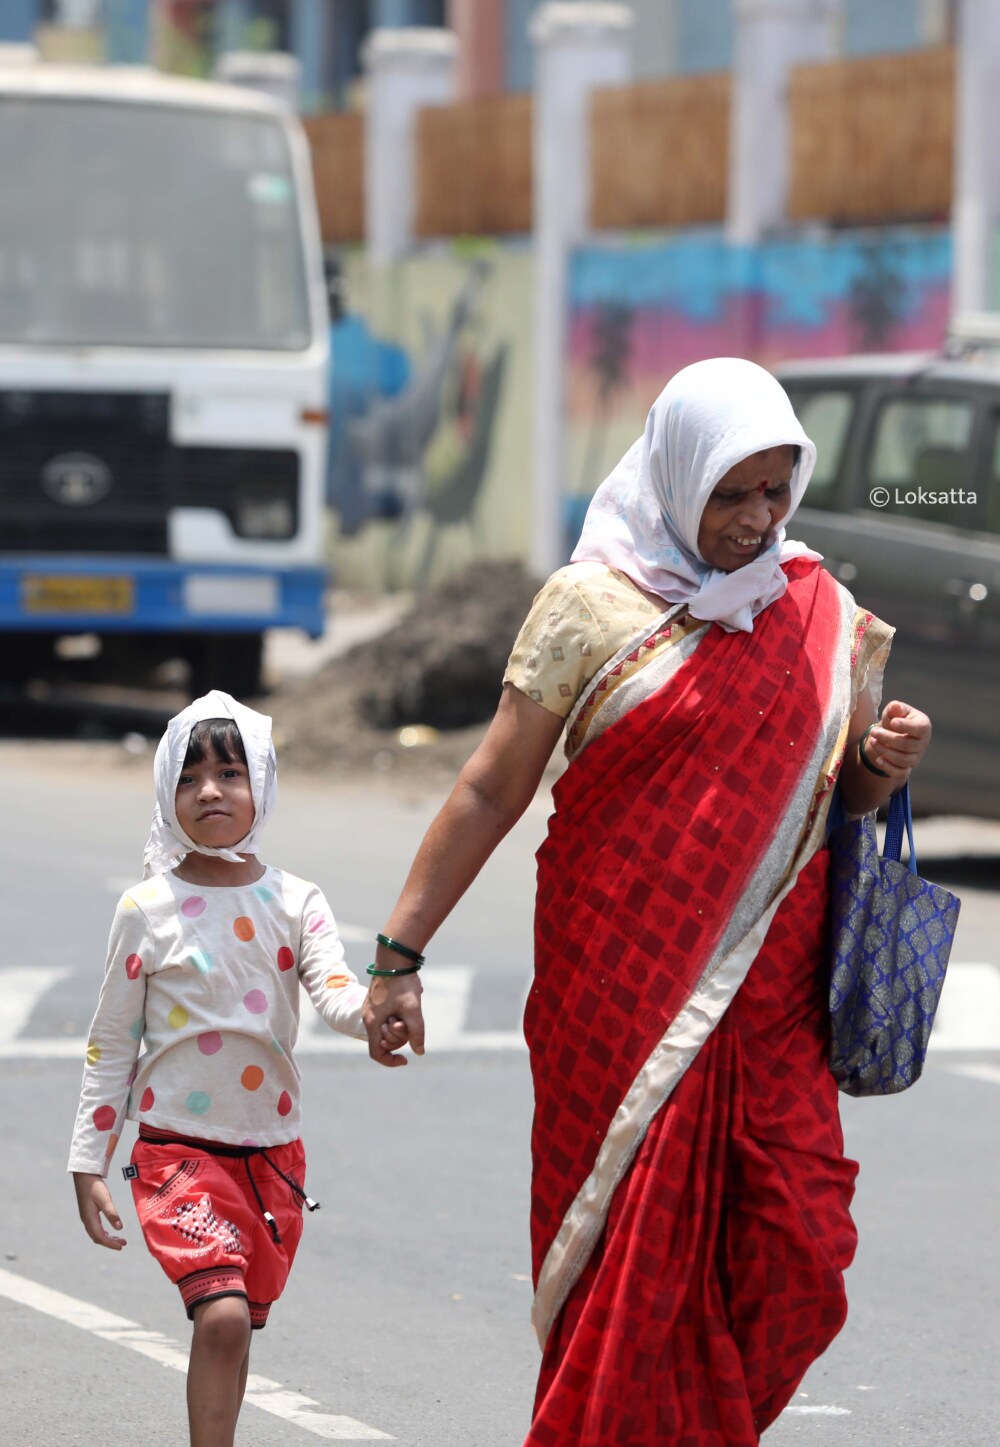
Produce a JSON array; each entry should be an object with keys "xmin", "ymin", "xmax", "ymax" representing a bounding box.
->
[{"xmin": 68, "ymin": 866, "xmax": 367, "ymax": 1176}]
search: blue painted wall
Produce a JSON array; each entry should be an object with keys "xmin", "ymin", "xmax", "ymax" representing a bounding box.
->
[
  {"xmin": 844, "ymin": 0, "xmax": 922, "ymax": 56},
  {"xmin": 677, "ymin": 0, "xmax": 732, "ymax": 74},
  {"xmin": 0, "ymin": 0, "xmax": 36, "ymax": 44}
]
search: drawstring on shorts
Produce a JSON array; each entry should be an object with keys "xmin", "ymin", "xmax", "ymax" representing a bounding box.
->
[
  {"xmin": 138, "ymin": 1126, "xmax": 318, "ymax": 1244},
  {"xmin": 243, "ymin": 1148, "xmax": 320, "ymax": 1244}
]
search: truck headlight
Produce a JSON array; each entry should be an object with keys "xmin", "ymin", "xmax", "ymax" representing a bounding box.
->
[{"xmin": 235, "ymin": 497, "xmax": 295, "ymax": 539}]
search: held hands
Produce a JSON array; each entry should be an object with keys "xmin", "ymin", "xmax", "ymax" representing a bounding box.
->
[
  {"xmin": 73, "ymin": 1172, "xmax": 127, "ymax": 1250},
  {"xmin": 362, "ymin": 972, "xmax": 425, "ymax": 1068},
  {"xmin": 863, "ymin": 700, "xmax": 932, "ymax": 783}
]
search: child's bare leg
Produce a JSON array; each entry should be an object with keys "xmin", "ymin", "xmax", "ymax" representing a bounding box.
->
[
  {"xmin": 237, "ymin": 1342, "xmax": 251, "ymax": 1411},
  {"xmin": 188, "ymin": 1296, "xmax": 252, "ymax": 1447}
]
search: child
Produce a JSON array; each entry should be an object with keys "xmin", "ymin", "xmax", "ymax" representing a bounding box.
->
[{"xmin": 69, "ymin": 690, "xmax": 370, "ymax": 1447}]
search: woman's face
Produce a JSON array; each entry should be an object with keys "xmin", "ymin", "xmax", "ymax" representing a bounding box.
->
[{"xmin": 696, "ymin": 445, "xmax": 796, "ymax": 572}]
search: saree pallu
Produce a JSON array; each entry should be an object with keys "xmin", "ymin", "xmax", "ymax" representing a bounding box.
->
[{"xmin": 524, "ymin": 561, "xmax": 875, "ymax": 1447}]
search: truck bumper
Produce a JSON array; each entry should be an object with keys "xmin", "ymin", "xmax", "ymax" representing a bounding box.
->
[{"xmin": 0, "ymin": 558, "xmax": 328, "ymax": 639}]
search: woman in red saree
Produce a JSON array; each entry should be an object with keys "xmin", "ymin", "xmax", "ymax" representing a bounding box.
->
[{"xmin": 363, "ymin": 359, "xmax": 932, "ymax": 1445}]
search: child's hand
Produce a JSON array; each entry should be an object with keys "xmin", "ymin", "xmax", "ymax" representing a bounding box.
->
[
  {"xmin": 378, "ymin": 1015, "xmax": 409, "ymax": 1062},
  {"xmin": 73, "ymin": 1172, "xmax": 127, "ymax": 1250},
  {"xmin": 364, "ymin": 972, "xmax": 425, "ymax": 1067}
]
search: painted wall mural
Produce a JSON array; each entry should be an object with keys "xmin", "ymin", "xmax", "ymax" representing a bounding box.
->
[
  {"xmin": 565, "ymin": 225, "xmax": 952, "ymax": 548},
  {"xmin": 325, "ymin": 226, "xmax": 952, "ymax": 584},
  {"xmin": 327, "ymin": 244, "xmax": 533, "ymax": 590}
]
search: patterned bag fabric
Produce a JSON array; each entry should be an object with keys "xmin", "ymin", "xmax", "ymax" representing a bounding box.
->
[{"xmin": 827, "ymin": 783, "xmax": 960, "ymax": 1097}]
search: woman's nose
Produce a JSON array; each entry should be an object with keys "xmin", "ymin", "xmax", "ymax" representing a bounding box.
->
[{"xmin": 736, "ymin": 494, "xmax": 772, "ymax": 530}]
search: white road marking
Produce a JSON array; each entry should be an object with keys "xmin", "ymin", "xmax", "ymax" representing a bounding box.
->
[
  {"xmin": 782, "ymin": 1405, "xmax": 851, "ymax": 1416},
  {"xmin": 297, "ymin": 965, "xmax": 528, "ymax": 1054},
  {"xmin": 4, "ymin": 960, "xmax": 998, "ymax": 1063},
  {"xmin": 0, "ymin": 1266, "xmax": 393, "ymax": 1441},
  {"xmin": 946, "ymin": 1062, "xmax": 1000, "ymax": 1086},
  {"xmin": 0, "ymin": 967, "xmax": 73, "ymax": 1042},
  {"xmin": 928, "ymin": 963, "xmax": 1000, "ymax": 1051}
]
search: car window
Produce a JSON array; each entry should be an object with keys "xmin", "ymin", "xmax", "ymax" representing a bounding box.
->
[
  {"xmin": 864, "ymin": 396, "xmax": 975, "ymax": 524},
  {"xmin": 783, "ymin": 389, "xmax": 853, "ymax": 508},
  {"xmin": 986, "ymin": 417, "xmax": 1000, "ymax": 534}
]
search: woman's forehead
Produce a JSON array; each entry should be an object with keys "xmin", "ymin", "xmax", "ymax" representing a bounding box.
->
[{"xmin": 719, "ymin": 446, "xmax": 796, "ymax": 481}]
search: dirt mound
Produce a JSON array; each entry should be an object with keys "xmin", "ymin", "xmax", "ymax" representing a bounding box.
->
[{"xmin": 269, "ymin": 559, "xmax": 542, "ymax": 779}]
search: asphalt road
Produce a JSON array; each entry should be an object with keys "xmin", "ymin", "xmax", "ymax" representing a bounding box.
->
[{"xmin": 2, "ymin": 744, "xmax": 999, "ymax": 1446}]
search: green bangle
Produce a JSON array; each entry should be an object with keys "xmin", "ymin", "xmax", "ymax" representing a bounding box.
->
[
  {"xmin": 367, "ymin": 962, "xmax": 422, "ymax": 978},
  {"xmin": 859, "ymin": 724, "xmax": 889, "ymax": 778},
  {"xmin": 375, "ymin": 933, "xmax": 425, "ymax": 966}
]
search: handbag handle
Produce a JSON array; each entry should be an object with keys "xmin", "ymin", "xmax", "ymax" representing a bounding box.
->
[
  {"xmin": 882, "ymin": 783, "xmax": 918, "ymax": 874},
  {"xmin": 826, "ymin": 780, "xmax": 918, "ymax": 875}
]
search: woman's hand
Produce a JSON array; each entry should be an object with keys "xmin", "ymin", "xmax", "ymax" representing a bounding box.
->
[
  {"xmin": 363, "ymin": 975, "xmax": 424, "ymax": 1068},
  {"xmin": 862, "ymin": 700, "xmax": 932, "ymax": 781},
  {"xmin": 839, "ymin": 697, "xmax": 932, "ymax": 815},
  {"xmin": 73, "ymin": 1172, "xmax": 127, "ymax": 1250}
]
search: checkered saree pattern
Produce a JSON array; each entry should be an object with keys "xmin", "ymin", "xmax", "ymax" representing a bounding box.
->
[{"xmin": 523, "ymin": 563, "xmax": 859, "ymax": 1446}]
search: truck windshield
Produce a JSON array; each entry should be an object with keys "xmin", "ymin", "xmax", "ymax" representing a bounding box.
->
[{"xmin": 0, "ymin": 96, "xmax": 312, "ymax": 350}]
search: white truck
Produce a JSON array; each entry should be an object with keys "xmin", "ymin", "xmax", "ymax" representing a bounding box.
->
[{"xmin": 0, "ymin": 60, "xmax": 330, "ymax": 696}]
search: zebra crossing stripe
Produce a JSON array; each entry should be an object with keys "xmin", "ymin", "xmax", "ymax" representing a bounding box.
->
[
  {"xmin": 0, "ymin": 1266, "xmax": 393, "ymax": 1440},
  {"xmin": 1, "ymin": 961, "xmax": 998, "ymax": 1061}
]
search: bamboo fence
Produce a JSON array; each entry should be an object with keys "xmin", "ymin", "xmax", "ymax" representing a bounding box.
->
[
  {"xmin": 302, "ymin": 111, "xmax": 365, "ymax": 244},
  {"xmin": 590, "ymin": 73, "xmax": 730, "ymax": 229},
  {"xmin": 789, "ymin": 46, "xmax": 954, "ymax": 224},
  {"xmin": 415, "ymin": 93, "xmax": 533, "ymax": 237}
]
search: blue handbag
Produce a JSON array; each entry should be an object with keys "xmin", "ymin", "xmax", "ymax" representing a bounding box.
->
[{"xmin": 826, "ymin": 783, "xmax": 960, "ymax": 1097}]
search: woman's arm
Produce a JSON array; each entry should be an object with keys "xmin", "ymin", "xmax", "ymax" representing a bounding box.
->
[
  {"xmin": 363, "ymin": 684, "xmax": 565, "ymax": 1066},
  {"xmin": 837, "ymin": 695, "xmax": 932, "ymax": 815}
]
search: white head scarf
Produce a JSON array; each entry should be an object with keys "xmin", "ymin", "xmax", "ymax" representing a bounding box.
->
[
  {"xmin": 142, "ymin": 690, "xmax": 277, "ymax": 878},
  {"xmin": 571, "ymin": 357, "xmax": 821, "ymax": 633}
]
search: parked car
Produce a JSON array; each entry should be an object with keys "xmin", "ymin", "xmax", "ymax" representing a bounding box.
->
[{"xmin": 775, "ymin": 351, "xmax": 1000, "ymax": 819}]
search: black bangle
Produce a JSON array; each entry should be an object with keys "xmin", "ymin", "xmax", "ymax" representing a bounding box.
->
[
  {"xmin": 367, "ymin": 961, "xmax": 421, "ymax": 978},
  {"xmin": 376, "ymin": 933, "xmax": 425, "ymax": 966},
  {"xmin": 859, "ymin": 724, "xmax": 889, "ymax": 778}
]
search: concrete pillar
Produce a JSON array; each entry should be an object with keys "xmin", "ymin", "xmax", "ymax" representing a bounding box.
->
[
  {"xmin": 530, "ymin": 3, "xmax": 633, "ymax": 579},
  {"xmin": 727, "ymin": 0, "xmax": 841, "ymax": 244},
  {"xmin": 952, "ymin": 0, "xmax": 1000, "ymax": 314},
  {"xmin": 215, "ymin": 51, "xmax": 303, "ymax": 111},
  {"xmin": 450, "ymin": 0, "xmax": 503, "ymax": 99},
  {"xmin": 362, "ymin": 27, "xmax": 457, "ymax": 264}
]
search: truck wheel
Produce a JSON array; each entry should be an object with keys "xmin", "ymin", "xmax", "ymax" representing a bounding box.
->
[{"xmin": 188, "ymin": 633, "xmax": 265, "ymax": 699}]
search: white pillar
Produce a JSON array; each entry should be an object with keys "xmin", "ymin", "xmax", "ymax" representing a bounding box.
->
[
  {"xmin": 362, "ymin": 27, "xmax": 457, "ymax": 265},
  {"xmin": 531, "ymin": 2, "xmax": 632, "ymax": 580},
  {"xmin": 727, "ymin": 0, "xmax": 841, "ymax": 244},
  {"xmin": 952, "ymin": 0, "xmax": 1000, "ymax": 315}
]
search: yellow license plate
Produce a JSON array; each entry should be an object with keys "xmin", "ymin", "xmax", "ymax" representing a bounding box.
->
[{"xmin": 22, "ymin": 575, "xmax": 135, "ymax": 615}]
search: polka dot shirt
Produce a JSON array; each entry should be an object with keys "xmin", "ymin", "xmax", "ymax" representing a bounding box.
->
[{"xmin": 68, "ymin": 868, "xmax": 367, "ymax": 1176}]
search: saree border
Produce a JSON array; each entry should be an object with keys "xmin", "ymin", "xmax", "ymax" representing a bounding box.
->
[
  {"xmin": 564, "ymin": 603, "xmax": 707, "ymax": 761},
  {"xmin": 531, "ymin": 581, "xmax": 871, "ymax": 1348}
]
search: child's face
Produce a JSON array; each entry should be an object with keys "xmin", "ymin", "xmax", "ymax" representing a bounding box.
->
[{"xmin": 175, "ymin": 745, "xmax": 255, "ymax": 851}]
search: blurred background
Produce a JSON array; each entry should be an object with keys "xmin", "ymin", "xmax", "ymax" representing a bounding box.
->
[{"xmin": 1, "ymin": 0, "xmax": 997, "ymax": 813}]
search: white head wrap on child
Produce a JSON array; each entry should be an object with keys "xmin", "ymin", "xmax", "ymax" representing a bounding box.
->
[
  {"xmin": 142, "ymin": 690, "xmax": 277, "ymax": 878},
  {"xmin": 571, "ymin": 357, "xmax": 821, "ymax": 633}
]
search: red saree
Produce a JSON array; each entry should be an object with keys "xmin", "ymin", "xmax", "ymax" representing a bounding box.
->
[{"xmin": 523, "ymin": 561, "xmax": 875, "ymax": 1446}]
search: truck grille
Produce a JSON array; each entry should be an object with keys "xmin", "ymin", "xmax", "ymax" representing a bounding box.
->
[{"xmin": 0, "ymin": 390, "xmax": 299, "ymax": 553}]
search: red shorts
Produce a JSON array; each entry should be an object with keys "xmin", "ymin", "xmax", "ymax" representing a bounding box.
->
[{"xmin": 129, "ymin": 1130, "xmax": 308, "ymax": 1329}]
